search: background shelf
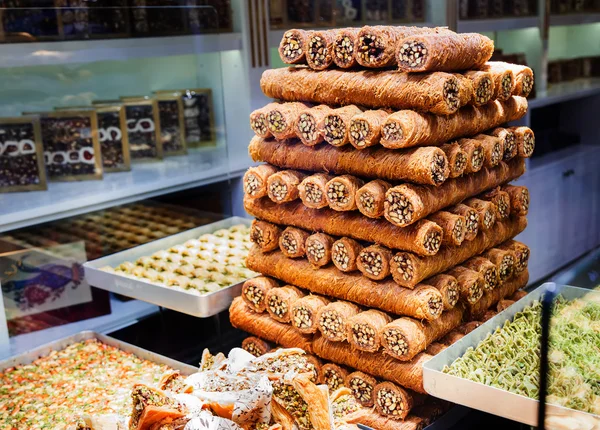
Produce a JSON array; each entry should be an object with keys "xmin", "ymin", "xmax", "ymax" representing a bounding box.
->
[
  {"xmin": 456, "ymin": 16, "xmax": 539, "ymax": 33},
  {"xmin": 550, "ymin": 13, "xmax": 600, "ymax": 26},
  {"xmin": 529, "ymin": 78, "xmax": 600, "ymax": 109}
]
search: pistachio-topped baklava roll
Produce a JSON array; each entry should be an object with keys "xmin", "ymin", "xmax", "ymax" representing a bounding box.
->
[
  {"xmin": 331, "ymin": 237, "xmax": 361, "ymax": 272},
  {"xmin": 479, "ymin": 187, "xmax": 511, "ymax": 220},
  {"xmin": 447, "ymin": 266, "xmax": 484, "ymax": 305},
  {"xmin": 457, "ymin": 138, "xmax": 484, "ymax": 174},
  {"xmin": 462, "ymin": 256, "xmax": 499, "ymax": 292},
  {"xmin": 396, "ymin": 32, "xmax": 493, "ymax": 73},
  {"xmin": 346, "ymin": 371, "xmax": 377, "ymax": 407},
  {"xmin": 242, "ymin": 336, "xmax": 273, "ymax": 357},
  {"xmin": 322, "ymin": 105, "xmax": 362, "ymax": 147},
  {"xmin": 356, "ymin": 179, "xmax": 392, "ymax": 219},
  {"xmin": 465, "ymin": 270, "xmax": 529, "ymax": 320},
  {"xmin": 463, "ymin": 197, "xmax": 497, "ymax": 231},
  {"xmin": 347, "ymin": 309, "xmax": 392, "ymax": 352},
  {"xmin": 260, "ymin": 68, "xmax": 471, "ymax": 115},
  {"xmin": 326, "ymin": 175, "xmax": 364, "ymax": 212},
  {"xmin": 279, "ymin": 226, "xmax": 310, "ymax": 258},
  {"xmin": 267, "ymin": 169, "xmax": 306, "ymax": 203},
  {"xmin": 483, "ymin": 248, "xmax": 517, "ymax": 283},
  {"xmin": 440, "ymin": 142, "xmax": 468, "ymax": 178},
  {"xmin": 306, "ymin": 30, "xmax": 336, "ymax": 70},
  {"xmin": 427, "ymin": 211, "xmax": 465, "ymax": 247},
  {"xmin": 298, "ymin": 173, "xmax": 334, "ymax": 209},
  {"xmin": 488, "ymin": 127, "xmax": 517, "ymax": 161},
  {"xmin": 355, "ymin": 26, "xmax": 433, "ymax": 68},
  {"xmin": 357, "ymin": 244, "xmax": 393, "ymax": 281},
  {"xmin": 250, "ymin": 219, "xmax": 282, "ymax": 252},
  {"xmin": 244, "ymin": 164, "xmax": 278, "ymax": 199},
  {"xmin": 474, "ymin": 134, "xmax": 504, "ymax": 168},
  {"xmin": 425, "ymin": 274, "xmax": 460, "ymax": 310},
  {"xmin": 295, "ymin": 105, "xmax": 332, "ymax": 146},
  {"xmin": 265, "ymin": 285, "xmax": 305, "ymax": 323},
  {"xmin": 509, "ymin": 126, "xmax": 535, "ymax": 157},
  {"xmin": 333, "ymin": 28, "xmax": 360, "ymax": 69},
  {"xmin": 374, "ymin": 381, "xmax": 425, "ymax": 420},
  {"xmin": 497, "ymin": 240, "xmax": 530, "ymax": 273},
  {"xmin": 447, "ymin": 203, "xmax": 479, "ymax": 241},
  {"xmin": 486, "ymin": 61, "xmax": 534, "ymax": 97},
  {"xmin": 291, "ymin": 295, "xmax": 330, "ymax": 334},
  {"xmin": 502, "ymin": 184, "xmax": 530, "ymax": 216},
  {"xmin": 278, "ymin": 29, "xmax": 309, "ymax": 64},
  {"xmin": 305, "ymin": 233, "xmax": 335, "ymax": 267},
  {"xmin": 250, "ymin": 103, "xmax": 278, "ymax": 138},
  {"xmin": 242, "ymin": 276, "xmax": 279, "ymax": 312},
  {"xmin": 322, "ymin": 363, "xmax": 350, "ymax": 392},
  {"xmin": 463, "ymin": 70, "xmax": 494, "ymax": 106},
  {"xmin": 317, "ymin": 301, "xmax": 360, "ymax": 342},
  {"xmin": 481, "ymin": 62, "xmax": 515, "ymax": 101},
  {"xmin": 266, "ymin": 102, "xmax": 309, "ymax": 140},
  {"xmin": 349, "ymin": 110, "xmax": 390, "ymax": 149}
]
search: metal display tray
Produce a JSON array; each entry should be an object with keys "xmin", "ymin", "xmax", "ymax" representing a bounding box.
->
[
  {"xmin": 0, "ymin": 330, "xmax": 197, "ymax": 375},
  {"xmin": 424, "ymin": 282, "xmax": 600, "ymax": 429},
  {"xmin": 84, "ymin": 216, "xmax": 252, "ymax": 318}
]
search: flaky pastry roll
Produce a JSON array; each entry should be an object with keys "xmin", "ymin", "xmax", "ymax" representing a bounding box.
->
[
  {"xmin": 251, "ymin": 219, "xmax": 282, "ymax": 252},
  {"xmin": 291, "ymin": 295, "xmax": 331, "ymax": 334},
  {"xmin": 347, "ymin": 371, "xmax": 377, "ymax": 407},
  {"xmin": 279, "ymin": 227, "xmax": 310, "ymax": 258},
  {"xmin": 306, "ymin": 233, "xmax": 335, "ymax": 268},
  {"xmin": 440, "ymin": 142, "xmax": 467, "ymax": 179},
  {"xmin": 266, "ymin": 285, "xmax": 305, "ymax": 323},
  {"xmin": 349, "ymin": 110, "xmax": 390, "ymax": 149},
  {"xmin": 425, "ymin": 275, "xmax": 460, "ymax": 310},
  {"xmin": 242, "ymin": 276, "xmax": 279, "ymax": 312},
  {"xmin": 357, "ymin": 244, "xmax": 393, "ymax": 281},
  {"xmin": 317, "ymin": 301, "xmax": 360, "ymax": 342},
  {"xmin": 326, "ymin": 175, "xmax": 364, "ymax": 211},
  {"xmin": 347, "ymin": 309, "xmax": 392, "ymax": 352},
  {"xmin": 462, "ymin": 256, "xmax": 499, "ymax": 292},
  {"xmin": 356, "ymin": 179, "xmax": 392, "ymax": 219},
  {"xmin": 242, "ymin": 336, "xmax": 273, "ymax": 357},
  {"xmin": 501, "ymin": 184, "xmax": 529, "ymax": 216},
  {"xmin": 332, "ymin": 237, "xmax": 362, "ymax": 272},
  {"xmin": 244, "ymin": 164, "xmax": 278, "ymax": 199},
  {"xmin": 298, "ymin": 173, "xmax": 334, "ymax": 209}
]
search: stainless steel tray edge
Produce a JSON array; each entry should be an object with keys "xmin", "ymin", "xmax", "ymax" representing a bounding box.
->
[
  {"xmin": 423, "ymin": 282, "xmax": 600, "ymax": 427},
  {"xmin": 0, "ymin": 330, "xmax": 197, "ymax": 375},
  {"xmin": 84, "ymin": 216, "xmax": 252, "ymax": 317}
]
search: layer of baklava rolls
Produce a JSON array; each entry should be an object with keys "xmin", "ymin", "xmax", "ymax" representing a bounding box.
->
[
  {"xmin": 474, "ymin": 134, "xmax": 504, "ymax": 168},
  {"xmin": 497, "ymin": 240, "xmax": 530, "ymax": 273},
  {"xmin": 465, "ymin": 270, "xmax": 529, "ymax": 320},
  {"xmin": 267, "ymin": 102, "xmax": 309, "ymax": 140},
  {"xmin": 479, "ymin": 187, "xmax": 511, "ymax": 220},
  {"xmin": 463, "ymin": 197, "xmax": 497, "ymax": 231},
  {"xmin": 457, "ymin": 138, "xmax": 484, "ymax": 175},
  {"xmin": 347, "ymin": 309, "xmax": 392, "ymax": 352},
  {"xmin": 483, "ymin": 248, "xmax": 517, "ymax": 283},
  {"xmin": 486, "ymin": 61, "xmax": 534, "ymax": 97},
  {"xmin": 488, "ymin": 127, "xmax": 517, "ymax": 161},
  {"xmin": 322, "ymin": 105, "xmax": 363, "ymax": 147},
  {"xmin": 250, "ymin": 103, "xmax": 278, "ymax": 138},
  {"xmin": 426, "ymin": 211, "xmax": 465, "ymax": 247}
]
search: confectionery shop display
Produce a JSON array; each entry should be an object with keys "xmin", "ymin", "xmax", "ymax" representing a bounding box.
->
[{"xmin": 236, "ymin": 23, "xmax": 535, "ymax": 429}]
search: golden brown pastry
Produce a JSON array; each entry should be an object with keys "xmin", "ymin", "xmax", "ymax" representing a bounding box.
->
[
  {"xmin": 267, "ymin": 170, "xmax": 306, "ymax": 203},
  {"xmin": 279, "ymin": 227, "xmax": 310, "ymax": 258},
  {"xmin": 242, "ymin": 276, "xmax": 279, "ymax": 312},
  {"xmin": 242, "ymin": 336, "xmax": 273, "ymax": 357},
  {"xmin": 481, "ymin": 62, "xmax": 515, "ymax": 101},
  {"xmin": 497, "ymin": 240, "xmax": 530, "ymax": 273},
  {"xmin": 322, "ymin": 363, "xmax": 350, "ymax": 392},
  {"xmin": 250, "ymin": 219, "xmax": 282, "ymax": 252},
  {"xmin": 465, "ymin": 270, "xmax": 529, "ymax": 320},
  {"xmin": 357, "ymin": 244, "xmax": 393, "ymax": 281},
  {"xmin": 446, "ymin": 266, "xmax": 484, "ymax": 305},
  {"xmin": 346, "ymin": 371, "xmax": 377, "ymax": 407},
  {"xmin": 306, "ymin": 30, "xmax": 337, "ymax": 70},
  {"xmin": 267, "ymin": 102, "xmax": 309, "ymax": 140},
  {"xmin": 295, "ymin": 105, "xmax": 332, "ymax": 146},
  {"xmin": 347, "ymin": 309, "xmax": 392, "ymax": 352},
  {"xmin": 483, "ymin": 248, "xmax": 517, "ymax": 283},
  {"xmin": 333, "ymin": 28, "xmax": 361, "ymax": 69},
  {"xmin": 326, "ymin": 175, "xmax": 364, "ymax": 212},
  {"xmin": 348, "ymin": 110, "xmax": 390, "ymax": 149},
  {"xmin": 425, "ymin": 274, "xmax": 460, "ymax": 310},
  {"xmin": 305, "ymin": 233, "xmax": 335, "ymax": 268},
  {"xmin": 446, "ymin": 203, "xmax": 479, "ymax": 241},
  {"xmin": 440, "ymin": 142, "xmax": 468, "ymax": 178},
  {"xmin": 291, "ymin": 295, "xmax": 331, "ymax": 334},
  {"xmin": 279, "ymin": 29, "xmax": 309, "ymax": 64},
  {"xmin": 317, "ymin": 301, "xmax": 360, "ymax": 342},
  {"xmin": 266, "ymin": 285, "xmax": 305, "ymax": 323},
  {"xmin": 332, "ymin": 237, "xmax": 362, "ymax": 272},
  {"xmin": 244, "ymin": 165, "xmax": 278, "ymax": 199},
  {"xmin": 463, "ymin": 197, "xmax": 497, "ymax": 231},
  {"xmin": 462, "ymin": 256, "xmax": 499, "ymax": 292},
  {"xmin": 298, "ymin": 173, "xmax": 334, "ymax": 209},
  {"xmin": 356, "ymin": 179, "xmax": 392, "ymax": 219},
  {"xmin": 488, "ymin": 127, "xmax": 517, "ymax": 161},
  {"xmin": 427, "ymin": 211, "xmax": 465, "ymax": 247},
  {"xmin": 463, "ymin": 70, "xmax": 494, "ymax": 106},
  {"xmin": 502, "ymin": 184, "xmax": 530, "ymax": 216}
]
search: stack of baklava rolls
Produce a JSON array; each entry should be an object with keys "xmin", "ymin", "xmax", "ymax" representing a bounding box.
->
[{"xmin": 233, "ymin": 24, "xmax": 534, "ymax": 430}]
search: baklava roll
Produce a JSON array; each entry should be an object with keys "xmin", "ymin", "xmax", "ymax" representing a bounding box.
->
[
  {"xmin": 483, "ymin": 248, "xmax": 517, "ymax": 283},
  {"xmin": 242, "ymin": 336, "xmax": 273, "ymax": 357},
  {"xmin": 249, "ymin": 137, "xmax": 450, "ymax": 186},
  {"xmin": 502, "ymin": 184, "xmax": 530, "ymax": 216},
  {"xmin": 447, "ymin": 203, "xmax": 479, "ymax": 241},
  {"xmin": 474, "ymin": 134, "xmax": 504, "ymax": 168},
  {"xmin": 447, "ymin": 266, "xmax": 484, "ymax": 305},
  {"xmin": 509, "ymin": 126, "xmax": 535, "ymax": 158},
  {"xmin": 481, "ymin": 62, "xmax": 515, "ymax": 101},
  {"xmin": 247, "ymin": 247, "xmax": 444, "ymax": 319},
  {"xmin": 229, "ymin": 297, "xmax": 314, "ymax": 352},
  {"xmin": 317, "ymin": 301, "xmax": 360, "ymax": 342},
  {"xmin": 384, "ymin": 158, "xmax": 525, "ymax": 227},
  {"xmin": 306, "ymin": 233, "xmax": 335, "ymax": 268},
  {"xmin": 306, "ymin": 30, "xmax": 336, "ymax": 70},
  {"xmin": 245, "ymin": 197, "xmax": 443, "ymax": 256},
  {"xmin": 486, "ymin": 61, "xmax": 534, "ymax": 97},
  {"xmin": 313, "ymin": 336, "xmax": 431, "ymax": 394},
  {"xmin": 457, "ymin": 138, "xmax": 484, "ymax": 174},
  {"xmin": 332, "ymin": 237, "xmax": 362, "ymax": 272},
  {"xmin": 397, "ymin": 32, "xmax": 493, "ymax": 73},
  {"xmin": 266, "ymin": 285, "xmax": 305, "ymax": 323},
  {"xmin": 465, "ymin": 270, "xmax": 529, "ymax": 320},
  {"xmin": 427, "ymin": 211, "xmax": 465, "ymax": 247},
  {"xmin": 244, "ymin": 164, "xmax": 278, "ymax": 199},
  {"xmin": 479, "ymin": 187, "xmax": 511, "ymax": 220},
  {"xmin": 242, "ymin": 276, "xmax": 279, "ymax": 312},
  {"xmin": 347, "ymin": 371, "xmax": 377, "ymax": 407},
  {"xmin": 462, "ymin": 256, "xmax": 499, "ymax": 292},
  {"xmin": 380, "ymin": 97, "xmax": 528, "ymax": 149},
  {"xmin": 497, "ymin": 240, "xmax": 530, "ymax": 273},
  {"xmin": 463, "ymin": 197, "xmax": 497, "ymax": 231},
  {"xmin": 267, "ymin": 169, "xmax": 306, "ymax": 203},
  {"xmin": 357, "ymin": 244, "xmax": 393, "ymax": 281},
  {"xmin": 425, "ymin": 342, "xmax": 447, "ymax": 355},
  {"xmin": 390, "ymin": 216, "xmax": 527, "ymax": 288},
  {"xmin": 279, "ymin": 227, "xmax": 310, "ymax": 258},
  {"xmin": 488, "ymin": 127, "xmax": 517, "ymax": 161},
  {"xmin": 347, "ymin": 309, "xmax": 392, "ymax": 352},
  {"xmin": 260, "ymin": 68, "xmax": 471, "ymax": 115},
  {"xmin": 298, "ymin": 173, "xmax": 334, "ymax": 209},
  {"xmin": 333, "ymin": 28, "xmax": 360, "ymax": 69},
  {"xmin": 322, "ymin": 363, "xmax": 350, "ymax": 392},
  {"xmin": 345, "ymin": 410, "xmax": 424, "ymax": 430},
  {"xmin": 267, "ymin": 102, "xmax": 309, "ymax": 140},
  {"xmin": 291, "ymin": 295, "xmax": 330, "ymax": 334},
  {"xmin": 463, "ymin": 70, "xmax": 494, "ymax": 106},
  {"xmin": 380, "ymin": 307, "xmax": 463, "ymax": 361},
  {"xmin": 250, "ymin": 103, "xmax": 278, "ymax": 138},
  {"xmin": 356, "ymin": 179, "xmax": 392, "ymax": 219},
  {"xmin": 424, "ymin": 275, "xmax": 460, "ymax": 310},
  {"xmin": 440, "ymin": 143, "xmax": 468, "ymax": 178},
  {"xmin": 349, "ymin": 110, "xmax": 390, "ymax": 149},
  {"xmin": 279, "ymin": 29, "xmax": 309, "ymax": 64},
  {"xmin": 295, "ymin": 105, "xmax": 332, "ymax": 146},
  {"xmin": 497, "ymin": 299, "xmax": 515, "ymax": 312},
  {"xmin": 326, "ymin": 175, "xmax": 364, "ymax": 212},
  {"xmin": 322, "ymin": 105, "xmax": 362, "ymax": 147},
  {"xmin": 373, "ymin": 382, "xmax": 419, "ymax": 421},
  {"xmin": 509, "ymin": 289, "xmax": 528, "ymax": 301},
  {"xmin": 250, "ymin": 219, "xmax": 282, "ymax": 252},
  {"xmin": 305, "ymin": 354, "xmax": 325, "ymax": 384}
]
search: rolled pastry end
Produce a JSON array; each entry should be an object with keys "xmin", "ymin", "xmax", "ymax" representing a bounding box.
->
[
  {"xmin": 374, "ymin": 382, "xmax": 414, "ymax": 420},
  {"xmin": 279, "ymin": 227, "xmax": 309, "ymax": 258},
  {"xmin": 356, "ymin": 29, "xmax": 389, "ymax": 67},
  {"xmin": 305, "ymin": 233, "xmax": 334, "ymax": 267},
  {"xmin": 397, "ymin": 39, "xmax": 428, "ymax": 69},
  {"xmin": 474, "ymin": 74, "xmax": 494, "ymax": 105},
  {"xmin": 306, "ymin": 30, "xmax": 335, "ymax": 70},
  {"xmin": 242, "ymin": 336, "xmax": 272, "ymax": 357},
  {"xmin": 357, "ymin": 245, "xmax": 392, "ymax": 280},
  {"xmin": 356, "ymin": 179, "xmax": 391, "ymax": 219},
  {"xmin": 326, "ymin": 175, "xmax": 363, "ymax": 211},
  {"xmin": 347, "ymin": 371, "xmax": 377, "ymax": 407},
  {"xmin": 332, "ymin": 238, "xmax": 361, "ymax": 272},
  {"xmin": 296, "ymin": 111, "xmax": 322, "ymax": 146},
  {"xmin": 391, "ymin": 252, "xmax": 419, "ymax": 284},
  {"xmin": 279, "ymin": 29, "xmax": 307, "ymax": 64},
  {"xmin": 244, "ymin": 165, "xmax": 277, "ymax": 199},
  {"xmin": 333, "ymin": 30, "xmax": 358, "ymax": 68},
  {"xmin": 381, "ymin": 326, "xmax": 410, "ymax": 359},
  {"xmin": 298, "ymin": 173, "xmax": 331, "ymax": 209},
  {"xmin": 442, "ymin": 75, "xmax": 463, "ymax": 113},
  {"xmin": 385, "ymin": 189, "xmax": 416, "ymax": 226},
  {"xmin": 323, "ymin": 364, "xmax": 349, "ymax": 392},
  {"xmin": 250, "ymin": 108, "xmax": 270, "ymax": 138}
]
